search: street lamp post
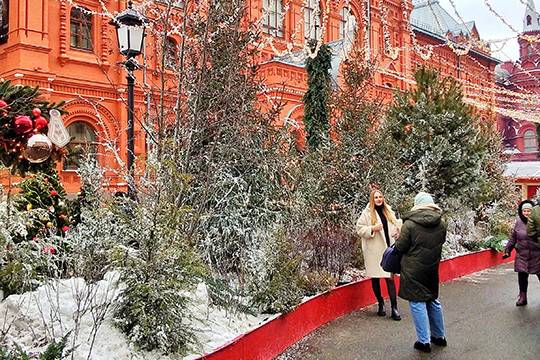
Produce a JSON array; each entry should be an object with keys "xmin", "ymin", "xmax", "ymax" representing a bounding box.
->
[{"xmin": 112, "ymin": 1, "xmax": 146, "ymax": 198}]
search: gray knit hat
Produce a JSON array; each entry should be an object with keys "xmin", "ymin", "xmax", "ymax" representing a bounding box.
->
[{"xmin": 414, "ymin": 192, "xmax": 435, "ymax": 207}]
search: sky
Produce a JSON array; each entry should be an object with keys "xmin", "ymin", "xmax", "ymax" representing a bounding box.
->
[{"xmin": 438, "ymin": 0, "xmax": 531, "ymax": 61}]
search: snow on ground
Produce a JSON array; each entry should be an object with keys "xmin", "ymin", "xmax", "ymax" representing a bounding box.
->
[
  {"xmin": 185, "ymin": 283, "xmax": 272, "ymax": 359},
  {"xmin": 0, "ymin": 274, "xmax": 269, "ymax": 360}
]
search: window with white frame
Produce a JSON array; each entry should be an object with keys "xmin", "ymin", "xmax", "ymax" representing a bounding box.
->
[
  {"xmin": 524, "ymin": 129, "xmax": 538, "ymax": 153},
  {"xmin": 304, "ymin": 0, "xmax": 321, "ymax": 40},
  {"xmin": 263, "ymin": 0, "xmax": 283, "ymax": 37},
  {"xmin": 64, "ymin": 122, "xmax": 97, "ymax": 170}
]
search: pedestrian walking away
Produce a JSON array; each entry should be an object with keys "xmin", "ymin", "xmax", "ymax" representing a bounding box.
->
[
  {"xmin": 356, "ymin": 189, "xmax": 402, "ymax": 321},
  {"xmin": 394, "ymin": 192, "xmax": 447, "ymax": 353},
  {"xmin": 505, "ymin": 200, "xmax": 540, "ymax": 306}
]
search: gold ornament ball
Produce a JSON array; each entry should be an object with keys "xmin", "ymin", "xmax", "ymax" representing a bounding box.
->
[
  {"xmin": 26, "ymin": 203, "xmax": 33, "ymax": 211},
  {"xmin": 23, "ymin": 134, "xmax": 52, "ymax": 163}
]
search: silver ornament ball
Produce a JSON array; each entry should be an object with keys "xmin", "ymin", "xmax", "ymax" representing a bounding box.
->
[{"xmin": 24, "ymin": 134, "xmax": 53, "ymax": 163}]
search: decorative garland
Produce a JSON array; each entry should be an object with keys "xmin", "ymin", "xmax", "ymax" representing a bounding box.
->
[
  {"xmin": 52, "ymin": 0, "xmax": 540, "ymax": 125},
  {"xmin": 0, "ymin": 81, "xmax": 70, "ymax": 175}
]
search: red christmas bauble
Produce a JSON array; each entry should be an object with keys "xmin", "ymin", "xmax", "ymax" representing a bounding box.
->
[
  {"xmin": 50, "ymin": 190, "xmax": 58, "ymax": 196},
  {"xmin": 32, "ymin": 108, "xmax": 42, "ymax": 117},
  {"xmin": 34, "ymin": 116, "xmax": 49, "ymax": 131},
  {"xmin": 13, "ymin": 115, "xmax": 34, "ymax": 135},
  {"xmin": 0, "ymin": 100, "xmax": 7, "ymax": 108}
]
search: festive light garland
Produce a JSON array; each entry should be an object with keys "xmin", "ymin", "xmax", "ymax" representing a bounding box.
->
[
  {"xmin": 400, "ymin": 0, "xmax": 434, "ymax": 60},
  {"xmin": 51, "ymin": 0, "xmax": 540, "ymax": 124},
  {"xmin": 379, "ymin": 0, "xmax": 400, "ymax": 60}
]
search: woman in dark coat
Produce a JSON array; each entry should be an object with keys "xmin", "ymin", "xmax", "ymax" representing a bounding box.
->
[
  {"xmin": 503, "ymin": 200, "xmax": 540, "ymax": 306},
  {"xmin": 394, "ymin": 192, "xmax": 447, "ymax": 353}
]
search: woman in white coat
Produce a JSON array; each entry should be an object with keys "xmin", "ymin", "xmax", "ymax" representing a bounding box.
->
[{"xmin": 356, "ymin": 189, "xmax": 402, "ymax": 320}]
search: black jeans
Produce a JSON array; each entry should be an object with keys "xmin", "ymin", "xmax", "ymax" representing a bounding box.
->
[{"xmin": 518, "ymin": 272, "xmax": 540, "ymax": 292}]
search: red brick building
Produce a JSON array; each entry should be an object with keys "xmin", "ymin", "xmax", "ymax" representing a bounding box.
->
[
  {"xmin": 497, "ymin": 0, "xmax": 540, "ymax": 199},
  {"xmin": 0, "ymin": 0, "xmax": 500, "ymax": 194}
]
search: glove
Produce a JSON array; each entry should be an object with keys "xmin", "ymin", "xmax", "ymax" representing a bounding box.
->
[{"xmin": 502, "ymin": 252, "xmax": 510, "ymax": 259}]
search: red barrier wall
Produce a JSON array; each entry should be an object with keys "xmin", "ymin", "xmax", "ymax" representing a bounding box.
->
[{"xmin": 199, "ymin": 250, "xmax": 515, "ymax": 360}]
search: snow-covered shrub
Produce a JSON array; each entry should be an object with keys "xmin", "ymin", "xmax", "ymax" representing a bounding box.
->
[
  {"xmin": 297, "ymin": 225, "xmax": 357, "ymax": 281},
  {"xmin": 0, "ymin": 203, "xmax": 63, "ymax": 297},
  {"xmin": 246, "ymin": 225, "xmax": 303, "ymax": 313},
  {"xmin": 113, "ymin": 240, "xmax": 205, "ymax": 354},
  {"xmin": 247, "ymin": 229, "xmax": 303, "ymax": 314},
  {"xmin": 300, "ymin": 269, "xmax": 336, "ymax": 296},
  {"xmin": 0, "ymin": 332, "xmax": 71, "ymax": 360},
  {"xmin": 443, "ymin": 207, "xmax": 478, "ymax": 258}
]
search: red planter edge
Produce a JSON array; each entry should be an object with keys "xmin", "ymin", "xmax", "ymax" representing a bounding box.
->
[{"xmin": 198, "ymin": 249, "xmax": 515, "ymax": 360}]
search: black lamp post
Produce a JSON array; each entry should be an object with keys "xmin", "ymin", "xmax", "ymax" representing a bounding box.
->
[{"xmin": 112, "ymin": 1, "xmax": 146, "ymax": 198}]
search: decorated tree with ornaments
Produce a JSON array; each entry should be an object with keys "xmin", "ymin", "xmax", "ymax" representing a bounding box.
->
[
  {"xmin": 0, "ymin": 80, "xmax": 68, "ymax": 175},
  {"xmin": 14, "ymin": 171, "xmax": 71, "ymax": 245}
]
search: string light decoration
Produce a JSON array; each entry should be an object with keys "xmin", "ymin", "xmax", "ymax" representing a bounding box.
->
[
  {"xmin": 424, "ymin": 0, "xmax": 540, "ymax": 98},
  {"xmin": 400, "ymin": 0, "xmax": 434, "ymax": 60},
  {"xmin": 379, "ymin": 0, "xmax": 400, "ymax": 60},
  {"xmin": 50, "ymin": 0, "xmax": 540, "ymax": 125}
]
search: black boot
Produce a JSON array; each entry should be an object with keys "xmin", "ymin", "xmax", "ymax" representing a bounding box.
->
[
  {"xmin": 516, "ymin": 291, "xmax": 527, "ymax": 306},
  {"xmin": 377, "ymin": 300, "xmax": 386, "ymax": 316},
  {"xmin": 431, "ymin": 336, "xmax": 447, "ymax": 347},
  {"xmin": 414, "ymin": 342, "xmax": 431, "ymax": 353},
  {"xmin": 372, "ymin": 278, "xmax": 386, "ymax": 316},
  {"xmin": 391, "ymin": 306, "xmax": 401, "ymax": 321},
  {"xmin": 386, "ymin": 278, "xmax": 401, "ymax": 321}
]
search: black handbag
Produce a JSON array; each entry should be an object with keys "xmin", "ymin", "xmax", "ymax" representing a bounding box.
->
[{"xmin": 380, "ymin": 244, "xmax": 402, "ymax": 274}]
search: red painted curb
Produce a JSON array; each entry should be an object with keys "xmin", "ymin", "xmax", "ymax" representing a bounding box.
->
[{"xmin": 198, "ymin": 250, "xmax": 515, "ymax": 360}]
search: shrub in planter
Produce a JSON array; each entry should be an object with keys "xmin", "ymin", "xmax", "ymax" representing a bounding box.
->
[
  {"xmin": 297, "ymin": 225, "xmax": 357, "ymax": 280},
  {"xmin": 249, "ymin": 231, "xmax": 304, "ymax": 314},
  {"xmin": 300, "ymin": 269, "xmax": 337, "ymax": 296},
  {"xmin": 481, "ymin": 234, "xmax": 506, "ymax": 253}
]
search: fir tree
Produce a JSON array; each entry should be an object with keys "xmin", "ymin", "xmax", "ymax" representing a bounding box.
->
[
  {"xmin": 14, "ymin": 170, "xmax": 71, "ymax": 242},
  {"xmin": 303, "ymin": 41, "xmax": 332, "ymax": 150},
  {"xmin": 383, "ymin": 67, "xmax": 507, "ymax": 209}
]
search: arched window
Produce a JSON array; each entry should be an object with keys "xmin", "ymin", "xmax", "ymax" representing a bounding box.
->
[
  {"xmin": 527, "ymin": 15, "xmax": 532, "ymax": 25},
  {"xmin": 165, "ymin": 37, "xmax": 178, "ymax": 69},
  {"xmin": 70, "ymin": 7, "xmax": 93, "ymax": 50},
  {"xmin": 64, "ymin": 122, "xmax": 97, "ymax": 170},
  {"xmin": 0, "ymin": 0, "xmax": 9, "ymax": 44},
  {"xmin": 339, "ymin": 7, "xmax": 357, "ymax": 39},
  {"xmin": 304, "ymin": 0, "xmax": 321, "ymax": 40},
  {"xmin": 263, "ymin": 0, "xmax": 283, "ymax": 37},
  {"xmin": 524, "ymin": 129, "xmax": 538, "ymax": 153}
]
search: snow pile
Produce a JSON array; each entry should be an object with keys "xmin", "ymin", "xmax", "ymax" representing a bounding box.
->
[
  {"xmin": 185, "ymin": 284, "xmax": 271, "ymax": 359},
  {"xmin": 0, "ymin": 274, "xmax": 268, "ymax": 359}
]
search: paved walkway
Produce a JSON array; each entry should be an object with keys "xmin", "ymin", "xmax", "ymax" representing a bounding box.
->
[{"xmin": 278, "ymin": 263, "xmax": 540, "ymax": 360}]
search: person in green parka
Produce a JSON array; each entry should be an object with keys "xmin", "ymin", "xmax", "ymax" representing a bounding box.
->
[
  {"xmin": 527, "ymin": 204, "xmax": 540, "ymax": 243},
  {"xmin": 394, "ymin": 192, "xmax": 447, "ymax": 353}
]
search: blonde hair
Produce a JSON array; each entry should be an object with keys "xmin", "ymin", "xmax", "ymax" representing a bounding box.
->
[{"xmin": 369, "ymin": 190, "xmax": 397, "ymax": 225}]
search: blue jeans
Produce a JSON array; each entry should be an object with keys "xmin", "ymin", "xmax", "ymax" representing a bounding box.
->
[{"xmin": 408, "ymin": 299, "xmax": 445, "ymax": 344}]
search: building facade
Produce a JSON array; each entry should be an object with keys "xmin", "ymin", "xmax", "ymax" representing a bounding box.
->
[
  {"xmin": 497, "ymin": 0, "xmax": 540, "ymax": 199},
  {"xmin": 0, "ymin": 0, "xmax": 499, "ymax": 194}
]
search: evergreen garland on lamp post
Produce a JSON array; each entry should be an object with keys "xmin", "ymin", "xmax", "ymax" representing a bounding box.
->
[{"xmin": 303, "ymin": 40, "xmax": 332, "ymax": 150}]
